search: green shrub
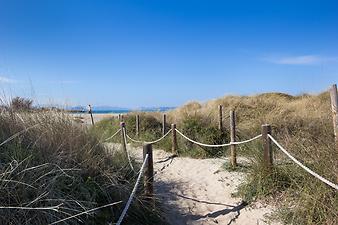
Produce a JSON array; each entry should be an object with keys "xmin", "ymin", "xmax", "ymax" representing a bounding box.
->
[{"xmin": 176, "ymin": 115, "xmax": 228, "ymax": 157}]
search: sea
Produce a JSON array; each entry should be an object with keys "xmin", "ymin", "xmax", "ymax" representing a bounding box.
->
[{"xmin": 73, "ymin": 107, "xmax": 175, "ymax": 114}]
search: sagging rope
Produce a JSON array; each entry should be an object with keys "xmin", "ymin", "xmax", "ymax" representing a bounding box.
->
[
  {"xmin": 104, "ymin": 128, "xmax": 121, "ymax": 141},
  {"xmin": 268, "ymin": 134, "xmax": 338, "ymax": 190},
  {"xmin": 126, "ymin": 129, "xmax": 172, "ymax": 145},
  {"xmin": 175, "ymin": 128, "xmax": 262, "ymax": 148},
  {"xmin": 122, "ymin": 127, "xmax": 135, "ymax": 172},
  {"xmin": 116, "ymin": 154, "xmax": 149, "ymax": 225},
  {"xmin": 125, "ymin": 133, "xmax": 144, "ymax": 143},
  {"xmin": 146, "ymin": 129, "xmax": 172, "ymax": 144}
]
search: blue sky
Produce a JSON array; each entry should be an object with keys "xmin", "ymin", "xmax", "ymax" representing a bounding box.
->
[{"xmin": 0, "ymin": 0, "xmax": 337, "ymax": 107}]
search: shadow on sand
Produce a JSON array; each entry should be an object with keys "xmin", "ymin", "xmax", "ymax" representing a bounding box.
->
[{"xmin": 154, "ymin": 179, "xmax": 248, "ymax": 225}]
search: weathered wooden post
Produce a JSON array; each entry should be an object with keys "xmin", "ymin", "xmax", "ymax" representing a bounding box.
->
[
  {"xmin": 262, "ymin": 124, "xmax": 273, "ymax": 171},
  {"xmin": 218, "ymin": 105, "xmax": 223, "ymax": 131},
  {"xmin": 136, "ymin": 114, "xmax": 140, "ymax": 137},
  {"xmin": 230, "ymin": 110, "xmax": 237, "ymax": 167},
  {"xmin": 171, "ymin": 124, "xmax": 178, "ymax": 154},
  {"xmin": 330, "ymin": 84, "xmax": 338, "ymax": 149},
  {"xmin": 120, "ymin": 122, "xmax": 127, "ymax": 153},
  {"xmin": 143, "ymin": 143, "xmax": 154, "ymax": 201},
  {"xmin": 88, "ymin": 104, "xmax": 95, "ymax": 125},
  {"xmin": 162, "ymin": 114, "xmax": 167, "ymax": 136},
  {"xmin": 118, "ymin": 114, "xmax": 121, "ymax": 121},
  {"xmin": 121, "ymin": 114, "xmax": 124, "ymax": 122}
]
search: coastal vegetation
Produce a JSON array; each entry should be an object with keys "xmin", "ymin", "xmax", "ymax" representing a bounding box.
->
[
  {"xmin": 0, "ymin": 98, "xmax": 165, "ymax": 225},
  {"xmin": 96, "ymin": 91, "xmax": 338, "ymax": 225}
]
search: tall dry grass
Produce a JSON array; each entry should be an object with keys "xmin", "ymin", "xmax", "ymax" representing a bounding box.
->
[
  {"xmin": 168, "ymin": 91, "xmax": 337, "ymax": 224},
  {"xmin": 0, "ymin": 108, "xmax": 165, "ymax": 224}
]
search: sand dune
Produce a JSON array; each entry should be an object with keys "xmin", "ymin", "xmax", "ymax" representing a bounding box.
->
[{"xmin": 123, "ymin": 144, "xmax": 280, "ymax": 225}]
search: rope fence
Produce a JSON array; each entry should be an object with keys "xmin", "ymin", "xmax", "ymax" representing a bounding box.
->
[
  {"xmin": 268, "ymin": 134, "xmax": 338, "ymax": 190},
  {"xmin": 125, "ymin": 133, "xmax": 144, "ymax": 143},
  {"xmin": 108, "ymin": 119, "xmax": 337, "ymax": 191},
  {"xmin": 104, "ymin": 128, "xmax": 121, "ymax": 141},
  {"xmin": 175, "ymin": 128, "xmax": 261, "ymax": 148},
  {"xmin": 72, "ymin": 89, "xmax": 338, "ymax": 223},
  {"xmin": 122, "ymin": 127, "xmax": 135, "ymax": 172},
  {"xmin": 126, "ymin": 128, "xmax": 172, "ymax": 145},
  {"xmin": 3, "ymin": 103, "xmax": 337, "ymax": 225},
  {"xmin": 116, "ymin": 154, "xmax": 149, "ymax": 225}
]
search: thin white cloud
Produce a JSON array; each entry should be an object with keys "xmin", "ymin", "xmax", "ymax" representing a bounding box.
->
[
  {"xmin": 262, "ymin": 55, "xmax": 338, "ymax": 65},
  {"xmin": 0, "ymin": 76, "xmax": 17, "ymax": 83}
]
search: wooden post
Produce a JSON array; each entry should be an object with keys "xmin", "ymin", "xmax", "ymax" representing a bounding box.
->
[
  {"xmin": 120, "ymin": 122, "xmax": 127, "ymax": 153},
  {"xmin": 162, "ymin": 114, "xmax": 167, "ymax": 136},
  {"xmin": 330, "ymin": 84, "xmax": 338, "ymax": 148},
  {"xmin": 136, "ymin": 114, "xmax": 140, "ymax": 137},
  {"xmin": 118, "ymin": 114, "xmax": 121, "ymax": 121},
  {"xmin": 121, "ymin": 114, "xmax": 124, "ymax": 122},
  {"xmin": 171, "ymin": 124, "xmax": 178, "ymax": 154},
  {"xmin": 143, "ymin": 144, "xmax": 154, "ymax": 200},
  {"xmin": 218, "ymin": 105, "xmax": 223, "ymax": 131},
  {"xmin": 262, "ymin": 124, "xmax": 273, "ymax": 171},
  {"xmin": 230, "ymin": 110, "xmax": 237, "ymax": 167},
  {"xmin": 88, "ymin": 105, "xmax": 94, "ymax": 125}
]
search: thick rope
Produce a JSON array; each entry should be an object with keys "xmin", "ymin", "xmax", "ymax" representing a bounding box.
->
[
  {"xmin": 146, "ymin": 129, "xmax": 172, "ymax": 144},
  {"xmin": 116, "ymin": 154, "xmax": 149, "ymax": 225},
  {"xmin": 268, "ymin": 134, "xmax": 338, "ymax": 190},
  {"xmin": 125, "ymin": 133, "xmax": 144, "ymax": 143},
  {"xmin": 104, "ymin": 129, "xmax": 121, "ymax": 141},
  {"xmin": 231, "ymin": 134, "xmax": 262, "ymax": 145},
  {"xmin": 122, "ymin": 127, "xmax": 135, "ymax": 172},
  {"xmin": 126, "ymin": 129, "xmax": 172, "ymax": 145},
  {"xmin": 175, "ymin": 128, "xmax": 261, "ymax": 148}
]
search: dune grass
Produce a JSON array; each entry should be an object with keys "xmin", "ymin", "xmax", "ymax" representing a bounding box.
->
[
  {"xmin": 0, "ymin": 109, "xmax": 165, "ymax": 225},
  {"xmin": 169, "ymin": 92, "xmax": 337, "ymax": 224},
  {"xmin": 95, "ymin": 91, "xmax": 337, "ymax": 224}
]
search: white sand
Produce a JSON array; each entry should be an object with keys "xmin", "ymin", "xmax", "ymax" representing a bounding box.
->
[
  {"xmin": 70, "ymin": 113, "xmax": 118, "ymax": 125},
  {"xmin": 122, "ymin": 144, "xmax": 280, "ymax": 225}
]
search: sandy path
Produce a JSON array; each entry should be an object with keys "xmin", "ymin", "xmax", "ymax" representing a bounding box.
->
[
  {"xmin": 123, "ymin": 144, "xmax": 279, "ymax": 225},
  {"xmin": 70, "ymin": 113, "xmax": 118, "ymax": 124}
]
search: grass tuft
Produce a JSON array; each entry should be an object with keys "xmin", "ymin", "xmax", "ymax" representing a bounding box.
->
[{"xmin": 0, "ymin": 108, "xmax": 166, "ymax": 225}]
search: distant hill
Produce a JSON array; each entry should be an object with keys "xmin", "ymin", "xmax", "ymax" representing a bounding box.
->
[{"xmin": 65, "ymin": 105, "xmax": 176, "ymax": 113}]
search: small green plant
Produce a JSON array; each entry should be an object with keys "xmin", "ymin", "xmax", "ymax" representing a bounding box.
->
[{"xmin": 176, "ymin": 115, "xmax": 228, "ymax": 157}]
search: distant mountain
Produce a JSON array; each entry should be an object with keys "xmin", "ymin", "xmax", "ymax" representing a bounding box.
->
[
  {"xmin": 65, "ymin": 105, "xmax": 128, "ymax": 111},
  {"xmin": 135, "ymin": 106, "xmax": 176, "ymax": 112},
  {"xmin": 64, "ymin": 105, "xmax": 176, "ymax": 113},
  {"xmin": 92, "ymin": 106, "xmax": 129, "ymax": 111}
]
